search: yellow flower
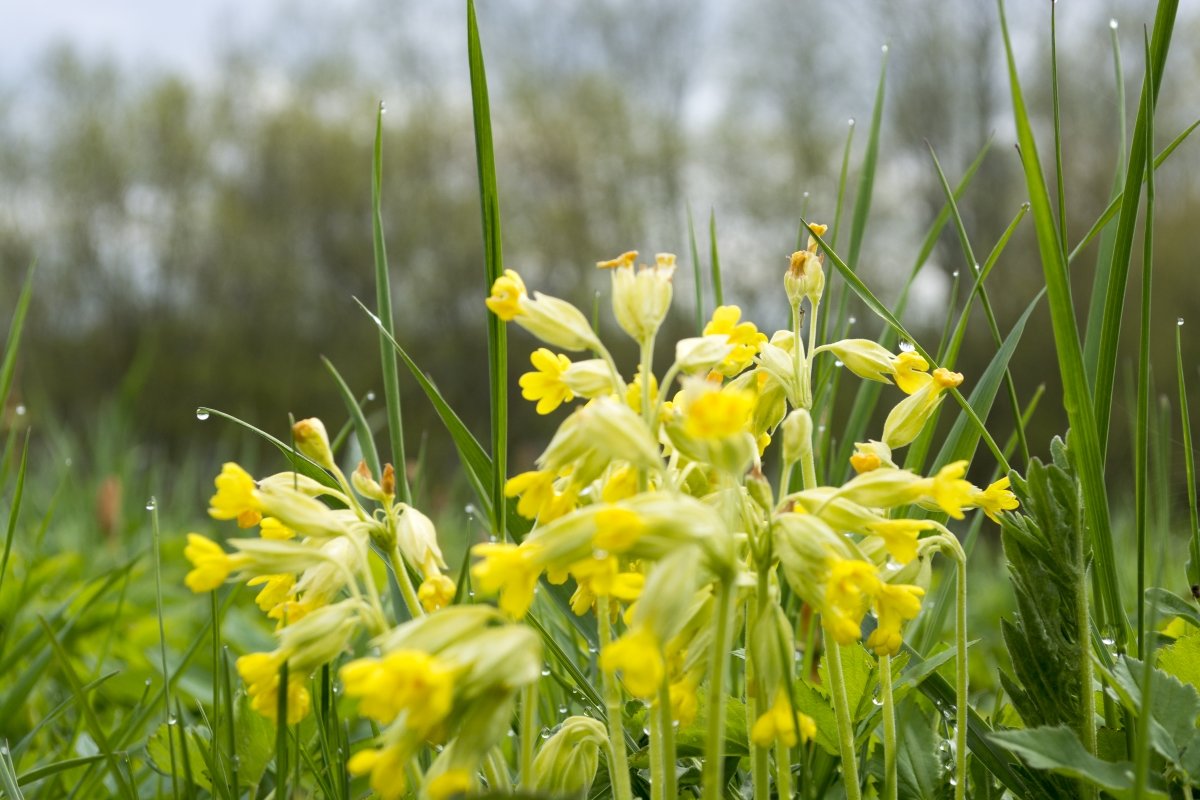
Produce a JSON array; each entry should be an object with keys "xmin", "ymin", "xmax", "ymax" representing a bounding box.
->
[
  {"xmin": 972, "ymin": 477, "xmax": 1019, "ymax": 522},
  {"xmin": 750, "ymin": 689, "xmax": 815, "ymax": 748},
  {"xmin": 259, "ymin": 517, "xmax": 295, "ymax": 540},
  {"xmin": 924, "ymin": 461, "xmax": 975, "ymax": 520},
  {"xmin": 504, "ymin": 470, "xmax": 576, "ymax": 523},
  {"xmin": 485, "ymin": 269, "xmax": 527, "ymax": 321},
  {"xmin": 568, "ymin": 556, "xmax": 644, "ymax": 615},
  {"xmin": 593, "ymin": 507, "xmax": 645, "ymax": 553},
  {"xmin": 865, "ymin": 519, "xmax": 933, "ymax": 564},
  {"xmin": 471, "ymin": 542, "xmax": 544, "ymax": 618},
  {"xmin": 236, "ymin": 651, "xmax": 311, "ymax": 724},
  {"xmin": 339, "ymin": 649, "xmax": 454, "ymax": 732},
  {"xmin": 418, "ymin": 573, "xmax": 456, "ymax": 612},
  {"xmin": 183, "ymin": 533, "xmax": 245, "ymax": 593},
  {"xmin": 703, "ymin": 305, "xmax": 767, "ymax": 376},
  {"xmin": 600, "ymin": 627, "xmax": 664, "ymax": 700},
  {"xmin": 596, "ymin": 250, "xmax": 638, "ymax": 270},
  {"xmin": 427, "ymin": 769, "xmax": 473, "ymax": 800},
  {"xmin": 520, "ymin": 348, "xmax": 575, "ymax": 415},
  {"xmin": 247, "ymin": 573, "xmax": 295, "ymax": 613},
  {"xmin": 684, "ymin": 387, "xmax": 756, "ymax": 440},
  {"xmin": 866, "ymin": 582, "xmax": 925, "ymax": 656},
  {"xmin": 669, "ymin": 673, "xmax": 700, "ymax": 727},
  {"xmin": 624, "ymin": 367, "xmax": 659, "ymax": 412},
  {"xmin": 348, "ymin": 744, "xmax": 408, "ymax": 800},
  {"xmin": 822, "ymin": 558, "xmax": 881, "ymax": 645},
  {"xmin": 850, "ymin": 451, "xmax": 881, "ymax": 473},
  {"xmin": 209, "ymin": 462, "xmax": 262, "ymax": 528},
  {"xmin": 890, "ymin": 351, "xmax": 931, "ymax": 395},
  {"xmin": 600, "ymin": 466, "xmax": 639, "ymax": 503}
]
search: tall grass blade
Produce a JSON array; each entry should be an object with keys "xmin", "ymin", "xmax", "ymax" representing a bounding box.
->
[
  {"xmin": 1081, "ymin": 21, "xmax": 1129, "ymax": 385},
  {"xmin": 194, "ymin": 407, "xmax": 338, "ymax": 489},
  {"xmin": 0, "ymin": 263, "xmax": 34, "ymax": 414},
  {"xmin": 371, "ymin": 104, "xmax": 412, "ymax": 504},
  {"xmin": 1049, "ymin": 2, "xmax": 1067, "ymax": 247},
  {"xmin": 1179, "ymin": 324, "xmax": 1200, "ymax": 590},
  {"xmin": 1133, "ymin": 28, "xmax": 1157, "ymax": 659},
  {"xmin": 688, "ymin": 204, "xmax": 704, "ymax": 334},
  {"xmin": 467, "ymin": 0, "xmax": 509, "ymax": 541},
  {"xmin": 322, "ymin": 356, "xmax": 382, "ymax": 477},
  {"xmin": 0, "ymin": 434, "xmax": 27, "ymax": 601},
  {"xmin": 1090, "ymin": 0, "xmax": 1179, "ymax": 456},
  {"xmin": 708, "ymin": 210, "xmax": 723, "ymax": 308},
  {"xmin": 0, "ymin": 742, "xmax": 23, "ymax": 800},
  {"xmin": 997, "ymin": 0, "xmax": 1125, "ymax": 647}
]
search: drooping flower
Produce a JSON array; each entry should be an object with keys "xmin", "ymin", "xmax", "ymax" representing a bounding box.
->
[
  {"xmin": 921, "ymin": 461, "xmax": 976, "ymax": 520},
  {"xmin": 505, "ymin": 470, "xmax": 577, "ymax": 523},
  {"xmin": 347, "ymin": 744, "xmax": 408, "ymax": 800},
  {"xmin": 751, "ymin": 688, "xmax": 816, "ymax": 748},
  {"xmin": 471, "ymin": 542, "xmax": 544, "ymax": 618},
  {"xmin": 593, "ymin": 507, "xmax": 645, "ymax": 553},
  {"xmin": 236, "ymin": 651, "xmax": 311, "ymax": 724},
  {"xmin": 258, "ymin": 517, "xmax": 295, "ymax": 540},
  {"xmin": 971, "ymin": 477, "xmax": 1020, "ymax": 522},
  {"xmin": 426, "ymin": 770, "xmax": 473, "ymax": 800},
  {"xmin": 418, "ymin": 574, "xmax": 457, "ymax": 612},
  {"xmin": 865, "ymin": 519, "xmax": 933, "ymax": 564},
  {"xmin": 822, "ymin": 557, "xmax": 881, "ymax": 645},
  {"xmin": 247, "ymin": 573, "xmax": 295, "ymax": 614},
  {"xmin": 683, "ymin": 386, "xmax": 756, "ymax": 440},
  {"xmin": 520, "ymin": 348, "xmax": 576, "ymax": 415},
  {"xmin": 599, "ymin": 626, "xmax": 664, "ymax": 700},
  {"xmin": 208, "ymin": 462, "xmax": 262, "ymax": 528},
  {"xmin": 703, "ymin": 305, "xmax": 767, "ymax": 376},
  {"xmin": 866, "ymin": 582, "xmax": 926, "ymax": 656},
  {"xmin": 891, "ymin": 351, "xmax": 931, "ymax": 395},
  {"xmin": 184, "ymin": 533, "xmax": 247, "ymax": 592},
  {"xmin": 485, "ymin": 269, "xmax": 527, "ymax": 321},
  {"xmin": 339, "ymin": 649, "xmax": 455, "ymax": 732}
]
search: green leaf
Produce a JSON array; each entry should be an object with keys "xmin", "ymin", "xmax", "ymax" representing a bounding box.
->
[
  {"xmin": 791, "ymin": 680, "xmax": 839, "ymax": 757},
  {"xmin": 989, "ymin": 725, "xmax": 1167, "ymax": 799},
  {"xmin": 894, "ymin": 703, "xmax": 948, "ymax": 800},
  {"xmin": 1146, "ymin": 588, "xmax": 1200, "ymax": 630},
  {"xmin": 818, "ymin": 642, "xmax": 875, "ymax": 723},
  {"xmin": 1108, "ymin": 656, "xmax": 1200, "ymax": 759},
  {"xmin": 194, "ymin": 407, "xmax": 338, "ymax": 490},
  {"xmin": 322, "ymin": 356, "xmax": 381, "ymax": 478},
  {"xmin": 148, "ymin": 723, "xmax": 213, "ymax": 791},
  {"xmin": 234, "ymin": 691, "xmax": 274, "ymax": 790}
]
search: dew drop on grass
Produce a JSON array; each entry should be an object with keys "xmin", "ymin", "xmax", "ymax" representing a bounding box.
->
[
  {"xmin": 65, "ymin": 457, "xmax": 73, "ymax": 467},
  {"xmin": 848, "ymin": 316, "xmax": 857, "ymax": 324},
  {"xmin": 1021, "ymin": 201, "xmax": 1031, "ymax": 211},
  {"xmin": 195, "ymin": 408, "xmax": 210, "ymax": 421},
  {"xmin": 802, "ymin": 191, "xmax": 810, "ymax": 199},
  {"xmin": 899, "ymin": 340, "xmax": 915, "ymax": 352},
  {"xmin": 557, "ymin": 704, "xmax": 568, "ymax": 715},
  {"xmin": 872, "ymin": 695, "xmax": 884, "ymax": 707},
  {"xmin": 951, "ymin": 270, "xmax": 960, "ymax": 278},
  {"xmin": 379, "ymin": 101, "xmax": 387, "ymax": 115},
  {"xmin": 1109, "ymin": 18, "xmax": 1119, "ymax": 30},
  {"xmin": 15, "ymin": 404, "xmax": 26, "ymax": 416},
  {"xmin": 834, "ymin": 360, "xmax": 844, "ymax": 368},
  {"xmin": 146, "ymin": 497, "xmax": 157, "ymax": 511},
  {"xmin": 881, "ymin": 44, "xmax": 889, "ymax": 54},
  {"xmin": 167, "ymin": 714, "xmax": 178, "ymax": 726},
  {"xmin": 366, "ymin": 391, "xmax": 376, "ymax": 402},
  {"xmin": 540, "ymin": 728, "xmax": 552, "ymax": 740},
  {"xmin": 1178, "ymin": 317, "xmax": 1185, "ymax": 327},
  {"xmin": 848, "ymin": 118, "xmax": 856, "ymax": 128},
  {"xmin": 541, "ymin": 665, "xmax": 551, "ymax": 677}
]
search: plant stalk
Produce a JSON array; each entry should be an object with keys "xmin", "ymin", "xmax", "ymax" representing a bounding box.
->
[
  {"xmin": 702, "ymin": 580, "xmax": 736, "ymax": 800},
  {"xmin": 880, "ymin": 653, "xmax": 897, "ymax": 800},
  {"xmin": 823, "ymin": 628, "xmax": 862, "ymax": 800},
  {"xmin": 599, "ymin": 598, "xmax": 634, "ymax": 800}
]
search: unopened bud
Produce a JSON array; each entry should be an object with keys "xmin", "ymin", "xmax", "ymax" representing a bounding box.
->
[
  {"xmin": 380, "ymin": 464, "xmax": 396, "ymax": 499},
  {"xmin": 781, "ymin": 408, "xmax": 813, "ymax": 464},
  {"xmin": 292, "ymin": 418, "xmax": 334, "ymax": 471},
  {"xmin": 352, "ymin": 461, "xmax": 384, "ymax": 501}
]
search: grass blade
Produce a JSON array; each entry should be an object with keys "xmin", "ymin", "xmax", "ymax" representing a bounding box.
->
[
  {"xmin": 688, "ymin": 204, "xmax": 704, "ymax": 333},
  {"xmin": 194, "ymin": 407, "xmax": 338, "ymax": 489},
  {"xmin": 467, "ymin": 0, "xmax": 509, "ymax": 542},
  {"xmin": 371, "ymin": 104, "xmax": 412, "ymax": 504},
  {"xmin": 0, "ymin": 263, "xmax": 34, "ymax": 415},
  {"xmin": 0, "ymin": 433, "xmax": 28, "ymax": 601},
  {"xmin": 1180, "ymin": 322, "xmax": 1200, "ymax": 590},
  {"xmin": 1090, "ymin": 0, "xmax": 1179, "ymax": 456},
  {"xmin": 997, "ymin": 0, "xmax": 1125, "ymax": 646},
  {"xmin": 709, "ymin": 210, "xmax": 723, "ymax": 308}
]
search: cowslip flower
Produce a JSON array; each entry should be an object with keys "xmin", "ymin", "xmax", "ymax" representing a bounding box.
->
[
  {"xmin": 418, "ymin": 574, "xmax": 456, "ymax": 612},
  {"xmin": 601, "ymin": 250, "xmax": 675, "ymax": 343},
  {"xmin": 703, "ymin": 305, "xmax": 767, "ymax": 377},
  {"xmin": 347, "ymin": 744, "xmax": 408, "ymax": 800},
  {"xmin": 882, "ymin": 367, "xmax": 964, "ymax": 449},
  {"xmin": 258, "ymin": 517, "xmax": 295, "ymax": 540},
  {"xmin": 520, "ymin": 348, "xmax": 575, "ymax": 414},
  {"xmin": 865, "ymin": 519, "xmax": 933, "ymax": 564},
  {"xmin": 823, "ymin": 557, "xmax": 881, "ymax": 645},
  {"xmin": 916, "ymin": 460, "xmax": 976, "ymax": 520},
  {"xmin": 567, "ymin": 556, "xmax": 643, "ymax": 616},
  {"xmin": 971, "ymin": 477, "xmax": 1020, "ymax": 522},
  {"xmin": 669, "ymin": 673, "xmax": 701, "ymax": 726},
  {"xmin": 592, "ymin": 507, "xmax": 645, "ymax": 553},
  {"xmin": 683, "ymin": 386, "xmax": 756, "ymax": 440},
  {"xmin": 600, "ymin": 626, "xmax": 664, "ymax": 700},
  {"xmin": 339, "ymin": 649, "xmax": 455, "ymax": 732},
  {"xmin": 209, "ymin": 462, "xmax": 263, "ymax": 528},
  {"xmin": 485, "ymin": 269, "xmax": 526, "ymax": 320},
  {"xmin": 247, "ymin": 573, "xmax": 295, "ymax": 614},
  {"xmin": 426, "ymin": 770, "xmax": 473, "ymax": 800},
  {"xmin": 236, "ymin": 651, "xmax": 311, "ymax": 724},
  {"xmin": 471, "ymin": 542, "xmax": 544, "ymax": 618},
  {"xmin": 751, "ymin": 688, "xmax": 816, "ymax": 748},
  {"xmin": 866, "ymin": 582, "xmax": 926, "ymax": 656},
  {"xmin": 505, "ymin": 470, "xmax": 577, "ymax": 522},
  {"xmin": 183, "ymin": 533, "xmax": 249, "ymax": 592}
]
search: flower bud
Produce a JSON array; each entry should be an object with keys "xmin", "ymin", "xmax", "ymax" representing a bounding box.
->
[
  {"xmin": 395, "ymin": 504, "xmax": 446, "ymax": 575},
  {"xmin": 515, "ymin": 293, "xmax": 602, "ymax": 352},
  {"xmin": 603, "ymin": 251, "xmax": 675, "ymax": 344},
  {"xmin": 675, "ymin": 335, "xmax": 736, "ymax": 374},
  {"xmin": 352, "ymin": 461, "xmax": 384, "ymax": 502},
  {"xmin": 293, "ymin": 418, "xmax": 335, "ymax": 471},
  {"xmin": 531, "ymin": 716, "xmax": 608, "ymax": 796},
  {"xmin": 561, "ymin": 358, "xmax": 618, "ymax": 398},
  {"xmin": 781, "ymin": 408, "xmax": 813, "ymax": 464}
]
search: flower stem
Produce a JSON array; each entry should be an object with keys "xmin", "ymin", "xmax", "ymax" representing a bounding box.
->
[
  {"xmin": 823, "ymin": 628, "xmax": 862, "ymax": 800},
  {"xmin": 519, "ymin": 682, "xmax": 537, "ymax": 790},
  {"xmin": 702, "ymin": 580, "xmax": 736, "ymax": 800},
  {"xmin": 599, "ymin": 599, "xmax": 634, "ymax": 800},
  {"xmin": 775, "ymin": 739, "xmax": 792, "ymax": 800},
  {"xmin": 880, "ymin": 653, "xmax": 897, "ymax": 800},
  {"xmin": 954, "ymin": 553, "xmax": 968, "ymax": 800},
  {"xmin": 1073, "ymin": 512, "xmax": 1098, "ymax": 800},
  {"xmin": 658, "ymin": 678, "xmax": 677, "ymax": 800},
  {"xmin": 649, "ymin": 688, "xmax": 663, "ymax": 800},
  {"xmin": 388, "ymin": 546, "xmax": 424, "ymax": 619}
]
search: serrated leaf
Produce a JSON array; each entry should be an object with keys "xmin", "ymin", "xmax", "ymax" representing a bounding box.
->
[
  {"xmin": 792, "ymin": 680, "xmax": 839, "ymax": 756},
  {"xmin": 1109, "ymin": 656, "xmax": 1200, "ymax": 759},
  {"xmin": 894, "ymin": 703, "xmax": 949, "ymax": 800},
  {"xmin": 1157, "ymin": 631, "xmax": 1200, "ymax": 692},
  {"xmin": 234, "ymin": 692, "xmax": 274, "ymax": 789},
  {"xmin": 673, "ymin": 692, "xmax": 748, "ymax": 758},
  {"xmin": 990, "ymin": 725, "xmax": 1167, "ymax": 799},
  {"xmin": 817, "ymin": 642, "xmax": 875, "ymax": 723}
]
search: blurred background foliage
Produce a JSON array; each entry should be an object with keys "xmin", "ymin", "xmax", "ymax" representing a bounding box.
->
[{"xmin": 1, "ymin": 0, "xmax": 1198, "ymax": 516}]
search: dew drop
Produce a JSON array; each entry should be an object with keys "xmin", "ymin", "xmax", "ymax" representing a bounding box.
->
[
  {"xmin": 379, "ymin": 101, "xmax": 387, "ymax": 115},
  {"xmin": 588, "ymin": 644, "xmax": 599, "ymax": 655},
  {"xmin": 557, "ymin": 704, "xmax": 568, "ymax": 715},
  {"xmin": 593, "ymin": 549, "xmax": 609, "ymax": 560},
  {"xmin": 195, "ymin": 408, "xmax": 210, "ymax": 421},
  {"xmin": 899, "ymin": 340, "xmax": 915, "ymax": 353},
  {"xmin": 145, "ymin": 678, "xmax": 153, "ymax": 687},
  {"xmin": 14, "ymin": 404, "xmax": 26, "ymax": 416},
  {"xmin": 817, "ymin": 424, "xmax": 826, "ymax": 433},
  {"xmin": 1109, "ymin": 18, "xmax": 1119, "ymax": 30},
  {"xmin": 848, "ymin": 118, "xmax": 856, "ymax": 128},
  {"xmin": 167, "ymin": 714, "xmax": 178, "ymax": 726},
  {"xmin": 541, "ymin": 666, "xmax": 552, "ymax": 677},
  {"xmin": 506, "ymin": 729, "xmax": 516, "ymax": 738},
  {"xmin": 881, "ymin": 44, "xmax": 889, "ymax": 54},
  {"xmin": 951, "ymin": 270, "xmax": 960, "ymax": 278},
  {"xmin": 365, "ymin": 391, "xmax": 376, "ymax": 402},
  {"xmin": 872, "ymin": 695, "xmax": 885, "ymax": 707},
  {"xmin": 802, "ymin": 191, "xmax": 810, "ymax": 199},
  {"xmin": 1178, "ymin": 317, "xmax": 1185, "ymax": 327},
  {"xmin": 834, "ymin": 360, "xmax": 844, "ymax": 368},
  {"xmin": 848, "ymin": 315, "xmax": 857, "ymax": 324},
  {"xmin": 540, "ymin": 728, "xmax": 552, "ymax": 740},
  {"xmin": 64, "ymin": 457, "xmax": 73, "ymax": 467},
  {"xmin": 467, "ymin": 590, "xmax": 476, "ymax": 599},
  {"xmin": 1021, "ymin": 201, "xmax": 1031, "ymax": 211},
  {"xmin": 145, "ymin": 497, "xmax": 157, "ymax": 511}
]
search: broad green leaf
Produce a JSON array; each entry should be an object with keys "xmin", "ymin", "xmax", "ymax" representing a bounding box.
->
[
  {"xmin": 894, "ymin": 703, "xmax": 948, "ymax": 800},
  {"xmin": 791, "ymin": 680, "xmax": 839, "ymax": 757},
  {"xmin": 234, "ymin": 691, "xmax": 274, "ymax": 790},
  {"xmin": 990, "ymin": 725, "xmax": 1167, "ymax": 799},
  {"xmin": 148, "ymin": 723, "xmax": 213, "ymax": 791}
]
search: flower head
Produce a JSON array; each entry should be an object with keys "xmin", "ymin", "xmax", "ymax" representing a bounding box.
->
[
  {"xmin": 471, "ymin": 542, "xmax": 544, "ymax": 618},
  {"xmin": 703, "ymin": 306, "xmax": 767, "ymax": 377},
  {"xmin": 520, "ymin": 348, "xmax": 575, "ymax": 415},
  {"xmin": 925, "ymin": 461, "xmax": 975, "ymax": 520},
  {"xmin": 972, "ymin": 477, "xmax": 1019, "ymax": 523},
  {"xmin": 418, "ymin": 574, "xmax": 456, "ymax": 612},
  {"xmin": 348, "ymin": 744, "xmax": 408, "ymax": 800},
  {"xmin": 751, "ymin": 688, "xmax": 816, "ymax": 748},
  {"xmin": 865, "ymin": 519, "xmax": 933, "ymax": 564},
  {"xmin": 184, "ymin": 533, "xmax": 247, "ymax": 592},
  {"xmin": 485, "ymin": 269, "xmax": 527, "ymax": 321},
  {"xmin": 599, "ymin": 626, "xmax": 664, "ymax": 699},
  {"xmin": 683, "ymin": 386, "xmax": 755, "ymax": 440},
  {"xmin": 822, "ymin": 557, "xmax": 881, "ymax": 645},
  {"xmin": 866, "ymin": 582, "xmax": 925, "ymax": 656},
  {"xmin": 209, "ymin": 463, "xmax": 262, "ymax": 528},
  {"xmin": 339, "ymin": 649, "xmax": 455, "ymax": 731}
]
